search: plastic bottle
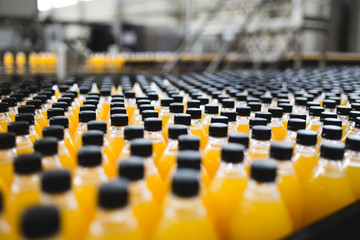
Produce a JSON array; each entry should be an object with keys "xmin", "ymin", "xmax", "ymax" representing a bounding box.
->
[
  {"xmin": 174, "ymin": 113, "xmax": 191, "ymax": 133},
  {"xmin": 230, "ymin": 160, "xmax": 293, "ymax": 239},
  {"xmin": 261, "ymin": 96, "xmax": 273, "ymax": 112},
  {"xmin": 270, "ymin": 142, "xmax": 303, "ymax": 229},
  {"xmin": 154, "ymin": 169, "xmax": 219, "ymax": 240},
  {"xmin": 163, "ymin": 103, "xmax": 184, "ymax": 142},
  {"xmin": 323, "ymin": 99, "xmax": 337, "ymax": 112},
  {"xmin": 117, "ymin": 125, "xmax": 144, "ymax": 161},
  {"xmin": 73, "ymin": 146, "xmax": 108, "ymax": 222},
  {"xmin": 41, "ymin": 169, "xmax": 86, "ymax": 240},
  {"xmin": 220, "ymin": 110, "xmax": 237, "ymax": 135},
  {"xmin": 235, "ymin": 93, "xmax": 247, "ymax": 107},
  {"xmin": 248, "ymin": 125, "xmax": 272, "ymax": 160},
  {"xmin": 148, "ymin": 92, "xmax": 160, "ymax": 113},
  {"xmin": 33, "ymin": 94, "xmax": 50, "ymax": 120},
  {"xmin": 268, "ymin": 107, "xmax": 287, "ymax": 141},
  {"xmin": 15, "ymin": 113, "xmax": 39, "ymax": 143},
  {"xmin": 0, "ymin": 102, "xmax": 11, "ymax": 132},
  {"xmin": 26, "ymin": 99, "xmax": 47, "ymax": 137},
  {"xmin": 207, "ymin": 143, "xmax": 248, "ymax": 239},
  {"xmin": 320, "ymin": 125, "xmax": 343, "ymax": 145},
  {"xmin": 187, "ymin": 108, "xmax": 208, "ymax": 150},
  {"xmin": 344, "ymin": 135, "xmax": 360, "ymax": 199},
  {"xmin": 6, "ymin": 153, "xmax": 42, "ymax": 234},
  {"xmin": 119, "ymin": 157, "xmax": 160, "ymax": 239},
  {"xmin": 49, "ymin": 116, "xmax": 76, "ymax": 160},
  {"xmin": 302, "ymin": 142, "xmax": 355, "ymax": 226},
  {"xmin": 124, "ymin": 90, "xmax": 137, "ymax": 123},
  {"xmin": 337, "ymin": 106, "xmax": 351, "ymax": 135},
  {"xmin": 248, "ymin": 102, "xmax": 262, "ymax": 118},
  {"xmin": 8, "ymin": 121, "xmax": 33, "ymax": 155},
  {"xmin": 0, "ymin": 133, "xmax": 16, "ymax": 189},
  {"xmin": 21, "ymin": 205, "xmax": 61, "ymax": 240},
  {"xmin": 2, "ymin": 97, "xmax": 17, "ymax": 122},
  {"xmin": 294, "ymin": 97, "xmax": 307, "ymax": 114},
  {"xmin": 228, "ymin": 132, "xmax": 250, "ymax": 171},
  {"xmin": 73, "ymin": 110, "xmax": 96, "ymax": 150},
  {"xmin": 283, "ymin": 118, "xmax": 307, "ymax": 145},
  {"xmin": 144, "ymin": 117, "xmax": 166, "ymax": 166},
  {"xmin": 159, "ymin": 98, "xmax": 173, "ymax": 128},
  {"xmin": 293, "ymin": 130, "xmax": 319, "ymax": 183},
  {"xmin": 343, "ymin": 111, "xmax": 360, "ymax": 140},
  {"xmin": 203, "ymin": 123, "xmax": 228, "ymax": 179},
  {"xmin": 98, "ymin": 89, "xmax": 111, "ymax": 121},
  {"xmin": 108, "ymin": 114, "xmax": 128, "ymax": 162},
  {"xmin": 158, "ymin": 125, "xmax": 188, "ymax": 179},
  {"xmin": 278, "ymin": 103, "xmax": 293, "ymax": 129},
  {"xmin": 202, "ymin": 104, "xmax": 219, "ymax": 135},
  {"xmin": 235, "ymin": 106, "xmax": 251, "ymax": 133},
  {"xmin": 34, "ymin": 137, "xmax": 63, "ymax": 170}
]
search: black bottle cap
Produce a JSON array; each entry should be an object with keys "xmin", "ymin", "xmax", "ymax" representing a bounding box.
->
[
  {"xmin": 350, "ymin": 111, "xmax": 360, "ymax": 122},
  {"xmin": 211, "ymin": 116, "xmax": 228, "ymax": 125},
  {"xmin": 171, "ymin": 94, "xmax": 183, "ymax": 103},
  {"xmin": 261, "ymin": 96, "xmax": 273, "ymax": 104},
  {"xmin": 33, "ymin": 95, "xmax": 47, "ymax": 104},
  {"xmin": 142, "ymin": 110, "xmax": 158, "ymax": 121},
  {"xmin": 320, "ymin": 142, "xmax": 345, "ymax": 161},
  {"xmin": 229, "ymin": 132, "xmax": 249, "ymax": 149},
  {"xmin": 306, "ymin": 101, "xmax": 320, "ymax": 110},
  {"xmin": 295, "ymin": 97, "xmax": 307, "ymax": 106},
  {"xmin": 47, "ymin": 108, "xmax": 64, "ymax": 120},
  {"xmin": 88, "ymin": 120, "xmax": 107, "ymax": 134},
  {"xmin": 14, "ymin": 153, "xmax": 42, "ymax": 174},
  {"xmin": 278, "ymin": 103, "xmax": 292, "ymax": 113},
  {"xmin": 42, "ymin": 169, "xmax": 71, "ymax": 194},
  {"xmin": 34, "ymin": 137, "xmax": 58, "ymax": 156},
  {"xmin": 58, "ymin": 97, "xmax": 72, "ymax": 106},
  {"xmin": 320, "ymin": 111, "xmax": 337, "ymax": 122},
  {"xmin": 100, "ymin": 89, "xmax": 111, "ymax": 96},
  {"xmin": 21, "ymin": 205, "xmax": 60, "ymax": 239},
  {"xmin": 83, "ymin": 100, "xmax": 98, "ymax": 107},
  {"xmin": 174, "ymin": 114, "xmax": 191, "ymax": 126},
  {"xmin": 249, "ymin": 117, "xmax": 267, "ymax": 128},
  {"xmin": 323, "ymin": 118, "xmax": 342, "ymax": 127},
  {"xmin": 250, "ymin": 160, "xmax": 277, "ymax": 183},
  {"xmin": 0, "ymin": 132, "xmax": 15, "ymax": 149},
  {"xmin": 80, "ymin": 105, "xmax": 96, "ymax": 112},
  {"xmin": 352, "ymin": 103, "xmax": 360, "ymax": 111},
  {"xmin": 147, "ymin": 93, "xmax": 158, "ymax": 101},
  {"xmin": 171, "ymin": 169, "xmax": 199, "ymax": 197},
  {"xmin": 137, "ymin": 99, "xmax": 151, "ymax": 107},
  {"xmin": 130, "ymin": 138, "xmax": 152, "ymax": 157},
  {"xmin": 309, "ymin": 106, "xmax": 324, "ymax": 117},
  {"xmin": 43, "ymin": 126, "xmax": 64, "ymax": 141},
  {"xmin": 18, "ymin": 105, "xmax": 35, "ymax": 114},
  {"xmin": 82, "ymin": 130, "xmax": 104, "ymax": 146},
  {"xmin": 346, "ymin": 135, "xmax": 360, "ymax": 151},
  {"xmin": 8, "ymin": 121, "xmax": 29, "ymax": 136},
  {"xmin": 209, "ymin": 123, "xmax": 228, "ymax": 137},
  {"xmin": 287, "ymin": 118, "xmax": 306, "ymax": 131},
  {"xmin": 178, "ymin": 135, "xmax": 200, "ymax": 151},
  {"xmin": 0, "ymin": 102, "xmax": 8, "ymax": 112},
  {"xmin": 323, "ymin": 99, "xmax": 336, "ymax": 109},
  {"xmin": 251, "ymin": 125, "xmax": 272, "ymax": 140},
  {"xmin": 15, "ymin": 113, "xmax": 34, "ymax": 125},
  {"xmin": 187, "ymin": 100, "xmax": 201, "ymax": 109},
  {"xmin": 52, "ymin": 102, "xmax": 68, "ymax": 112},
  {"xmin": 79, "ymin": 110, "xmax": 96, "ymax": 123},
  {"xmin": 221, "ymin": 99, "xmax": 235, "ymax": 108},
  {"xmin": 186, "ymin": 108, "xmax": 201, "ymax": 119},
  {"xmin": 161, "ymin": 98, "xmax": 173, "ymax": 107},
  {"xmin": 221, "ymin": 110, "xmax": 236, "ymax": 122},
  {"xmin": 356, "ymin": 117, "xmax": 360, "ymax": 129},
  {"xmin": 3, "ymin": 97, "xmax": 17, "ymax": 107},
  {"xmin": 124, "ymin": 90, "xmax": 135, "ymax": 98},
  {"xmin": 111, "ymin": 99, "xmax": 125, "ymax": 106},
  {"xmin": 139, "ymin": 104, "xmax": 154, "ymax": 114},
  {"xmin": 322, "ymin": 125, "xmax": 342, "ymax": 140},
  {"xmin": 111, "ymin": 114, "xmax": 128, "ymax": 127},
  {"xmin": 49, "ymin": 116, "xmax": 69, "ymax": 129},
  {"xmin": 144, "ymin": 117, "xmax": 162, "ymax": 131},
  {"xmin": 255, "ymin": 112, "xmax": 271, "ymax": 123},
  {"xmin": 99, "ymin": 180, "xmax": 128, "ymax": 210},
  {"xmin": 59, "ymin": 85, "xmax": 70, "ymax": 93},
  {"xmin": 177, "ymin": 150, "xmax": 201, "ymax": 171},
  {"xmin": 124, "ymin": 125, "xmax": 144, "ymax": 140},
  {"xmin": 337, "ymin": 106, "xmax": 351, "ymax": 116},
  {"xmin": 119, "ymin": 156, "xmax": 144, "ymax": 181},
  {"xmin": 270, "ymin": 142, "xmax": 293, "ymax": 161},
  {"xmin": 236, "ymin": 106, "xmax": 251, "ymax": 117},
  {"xmin": 205, "ymin": 104, "xmax": 219, "ymax": 114},
  {"xmin": 170, "ymin": 103, "xmax": 184, "ymax": 114},
  {"xmin": 296, "ymin": 130, "xmax": 317, "ymax": 146},
  {"xmin": 248, "ymin": 102, "xmax": 262, "ymax": 112},
  {"xmin": 236, "ymin": 93, "xmax": 247, "ymax": 101},
  {"xmin": 77, "ymin": 145, "xmax": 102, "ymax": 167},
  {"xmin": 168, "ymin": 125, "xmax": 188, "ymax": 140},
  {"xmin": 221, "ymin": 143, "xmax": 245, "ymax": 163},
  {"xmin": 268, "ymin": 107, "xmax": 283, "ymax": 118},
  {"xmin": 110, "ymin": 107, "xmax": 127, "ymax": 115}
]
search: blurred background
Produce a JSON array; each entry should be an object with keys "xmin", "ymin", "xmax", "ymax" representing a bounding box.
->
[{"xmin": 0, "ymin": 0, "xmax": 359, "ymax": 78}]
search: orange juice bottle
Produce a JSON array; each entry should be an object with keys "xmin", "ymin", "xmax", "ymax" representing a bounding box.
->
[
  {"xmin": 79, "ymin": 86, "xmax": 90, "ymax": 105},
  {"xmin": 178, "ymin": 135, "xmax": 200, "ymax": 152},
  {"xmin": 220, "ymin": 110, "xmax": 237, "ymax": 135},
  {"xmin": 317, "ymin": 111, "xmax": 337, "ymax": 137},
  {"xmin": 278, "ymin": 103, "xmax": 292, "ymax": 129},
  {"xmin": 34, "ymin": 137, "xmax": 63, "ymax": 170},
  {"xmin": 302, "ymin": 142, "xmax": 355, "ymax": 226},
  {"xmin": 198, "ymin": 97, "xmax": 210, "ymax": 119},
  {"xmin": 163, "ymin": 103, "xmax": 184, "ymax": 141},
  {"xmin": 33, "ymin": 94, "xmax": 49, "ymax": 120},
  {"xmin": 49, "ymin": 116, "xmax": 76, "ymax": 160},
  {"xmin": 41, "ymin": 169, "xmax": 87, "ymax": 240},
  {"xmin": 144, "ymin": 118, "xmax": 166, "ymax": 166},
  {"xmin": 294, "ymin": 97, "xmax": 307, "ymax": 114},
  {"xmin": 119, "ymin": 157, "xmax": 160, "ymax": 240},
  {"xmin": 117, "ymin": 125, "xmax": 144, "ymax": 161},
  {"xmin": 0, "ymin": 190, "xmax": 14, "ymax": 239},
  {"xmin": 320, "ymin": 125, "xmax": 343, "ymax": 146},
  {"xmin": 130, "ymin": 98, "xmax": 149, "ymax": 124},
  {"xmin": 73, "ymin": 110, "xmax": 96, "ymax": 150},
  {"xmin": 268, "ymin": 107, "xmax": 287, "ymax": 141},
  {"xmin": 293, "ymin": 130, "xmax": 319, "ymax": 183},
  {"xmin": 135, "ymin": 104, "xmax": 155, "ymax": 125},
  {"xmin": 124, "ymin": 90, "xmax": 137, "ymax": 123},
  {"xmin": 154, "ymin": 169, "xmax": 219, "ymax": 240},
  {"xmin": 98, "ymin": 89, "xmax": 111, "ymax": 121},
  {"xmin": 6, "ymin": 153, "xmax": 41, "ymax": 235},
  {"xmin": 344, "ymin": 135, "xmax": 360, "ymax": 199},
  {"xmin": 228, "ymin": 132, "xmax": 250, "ymax": 172},
  {"xmin": 108, "ymin": 114, "xmax": 128, "ymax": 161},
  {"xmin": 235, "ymin": 106, "xmax": 250, "ymax": 133},
  {"xmin": 247, "ymin": 102, "xmax": 262, "ymax": 118},
  {"xmin": 207, "ymin": 143, "xmax": 248, "ymax": 239},
  {"xmin": 73, "ymin": 146, "xmax": 108, "ymax": 222},
  {"xmin": 284, "ymin": 118, "xmax": 306, "ymax": 145},
  {"xmin": 220, "ymin": 98, "xmax": 235, "ymax": 112},
  {"xmin": 43, "ymin": 126, "xmax": 76, "ymax": 170},
  {"xmin": 248, "ymin": 125, "xmax": 272, "ymax": 160},
  {"xmin": 343, "ymin": 111, "xmax": 360, "ymax": 140},
  {"xmin": 159, "ymin": 98, "xmax": 173, "ymax": 128},
  {"xmin": 270, "ymin": 142, "xmax": 303, "ymax": 229},
  {"xmin": 88, "ymin": 180, "xmax": 142, "ymax": 240},
  {"xmin": 202, "ymin": 104, "xmax": 219, "ymax": 135},
  {"xmin": 2, "ymin": 97, "xmax": 17, "ymax": 122},
  {"xmin": 27, "ymin": 99, "xmax": 47, "ymax": 137},
  {"xmin": 109, "ymin": 107, "xmax": 127, "ymax": 124},
  {"xmin": 148, "ymin": 92, "xmax": 160, "ymax": 113},
  {"xmin": 235, "ymin": 93, "xmax": 247, "ymax": 107},
  {"xmin": 260, "ymin": 96, "xmax": 273, "ymax": 112},
  {"xmin": 323, "ymin": 99, "xmax": 337, "ymax": 112},
  {"xmin": 15, "ymin": 113, "xmax": 39, "ymax": 143},
  {"xmin": 0, "ymin": 102, "xmax": 11, "ymax": 132},
  {"xmin": 0, "ymin": 133, "xmax": 16, "ymax": 189},
  {"xmin": 130, "ymin": 138, "xmax": 166, "ymax": 205},
  {"xmin": 87, "ymin": 120, "xmax": 114, "ymax": 163},
  {"xmin": 337, "ymin": 106, "xmax": 351, "ymax": 136},
  {"xmin": 8, "ymin": 121, "xmax": 33, "ymax": 154},
  {"xmin": 187, "ymin": 108, "xmax": 208, "ymax": 150},
  {"xmin": 186, "ymin": 99, "xmax": 201, "ymax": 113},
  {"xmin": 158, "ymin": 125, "xmax": 188, "ymax": 179},
  {"xmin": 203, "ymin": 123, "xmax": 228, "ymax": 179},
  {"xmin": 230, "ymin": 160, "xmax": 293, "ymax": 239},
  {"xmin": 20, "ymin": 205, "xmax": 61, "ymax": 240}
]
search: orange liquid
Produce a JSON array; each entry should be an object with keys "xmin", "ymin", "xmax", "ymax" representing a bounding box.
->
[
  {"xmin": 345, "ymin": 158, "xmax": 360, "ymax": 199},
  {"xmin": 190, "ymin": 126, "xmax": 208, "ymax": 150},
  {"xmin": 271, "ymin": 123, "xmax": 287, "ymax": 141},
  {"xmin": 0, "ymin": 159, "xmax": 13, "ymax": 189},
  {"xmin": 160, "ymin": 114, "xmax": 170, "ymax": 129},
  {"xmin": 0, "ymin": 120, "xmax": 9, "ymax": 133},
  {"xmin": 108, "ymin": 137, "xmax": 125, "ymax": 163},
  {"xmin": 133, "ymin": 200, "xmax": 161, "ymax": 239},
  {"xmin": 61, "ymin": 207, "xmax": 88, "ymax": 240},
  {"xmin": 126, "ymin": 106, "xmax": 136, "ymax": 124},
  {"xmin": 74, "ymin": 185, "xmax": 97, "ymax": 222},
  {"xmin": 146, "ymin": 137, "xmax": 166, "ymax": 167},
  {"xmin": 293, "ymin": 153, "xmax": 319, "ymax": 184},
  {"xmin": 236, "ymin": 123, "xmax": 249, "ymax": 134},
  {"xmin": 16, "ymin": 138, "xmax": 33, "ymax": 155},
  {"xmin": 203, "ymin": 146, "xmax": 221, "ymax": 180},
  {"xmin": 146, "ymin": 173, "xmax": 167, "ymax": 205},
  {"xmin": 158, "ymin": 149, "xmax": 177, "ymax": 180},
  {"xmin": 99, "ymin": 103, "xmax": 110, "ymax": 121}
]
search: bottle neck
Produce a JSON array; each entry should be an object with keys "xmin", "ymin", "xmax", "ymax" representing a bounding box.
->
[
  {"xmin": 315, "ymin": 158, "xmax": 345, "ymax": 178},
  {"xmin": 164, "ymin": 194, "xmax": 206, "ymax": 220},
  {"xmin": 12, "ymin": 173, "xmax": 40, "ymax": 193},
  {"xmin": 217, "ymin": 161, "xmax": 247, "ymax": 178},
  {"xmin": 243, "ymin": 180, "xmax": 280, "ymax": 201}
]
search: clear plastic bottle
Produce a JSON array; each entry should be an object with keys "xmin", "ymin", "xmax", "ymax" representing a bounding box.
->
[
  {"xmin": 247, "ymin": 102, "xmax": 262, "ymax": 118},
  {"xmin": 27, "ymin": 99, "xmax": 47, "ymax": 138},
  {"xmin": 0, "ymin": 102, "xmax": 11, "ymax": 132},
  {"xmin": 343, "ymin": 111, "xmax": 360, "ymax": 141},
  {"xmin": 148, "ymin": 92, "xmax": 160, "ymax": 113},
  {"xmin": 7, "ymin": 121, "xmax": 33, "ymax": 155},
  {"xmin": 235, "ymin": 93, "xmax": 247, "ymax": 107},
  {"xmin": 144, "ymin": 117, "xmax": 166, "ymax": 166},
  {"xmin": 202, "ymin": 104, "xmax": 219, "ymax": 135},
  {"xmin": 73, "ymin": 110, "xmax": 96, "ymax": 150},
  {"xmin": 98, "ymin": 89, "xmax": 111, "ymax": 121},
  {"xmin": 268, "ymin": 107, "xmax": 287, "ymax": 141},
  {"xmin": 306, "ymin": 106, "xmax": 324, "ymax": 135},
  {"xmin": 228, "ymin": 132, "xmax": 250, "ymax": 172},
  {"xmin": 108, "ymin": 114, "xmax": 128, "ymax": 162},
  {"xmin": 278, "ymin": 103, "xmax": 293, "ymax": 129},
  {"xmin": 261, "ymin": 96, "xmax": 273, "ymax": 112},
  {"xmin": 344, "ymin": 135, "xmax": 360, "ymax": 199},
  {"xmin": 159, "ymin": 98, "xmax": 173, "ymax": 129},
  {"xmin": 337, "ymin": 106, "xmax": 351, "ymax": 135},
  {"xmin": 220, "ymin": 110, "xmax": 237, "ymax": 135},
  {"xmin": 248, "ymin": 125, "xmax": 272, "ymax": 161},
  {"xmin": 124, "ymin": 90, "xmax": 137, "ymax": 124},
  {"xmin": 230, "ymin": 160, "xmax": 293, "ymax": 239},
  {"xmin": 284, "ymin": 118, "xmax": 306, "ymax": 145},
  {"xmin": 15, "ymin": 113, "xmax": 39, "ymax": 143},
  {"xmin": 117, "ymin": 125, "xmax": 144, "ymax": 161},
  {"xmin": 320, "ymin": 125, "xmax": 343, "ymax": 145},
  {"xmin": 187, "ymin": 108, "xmax": 208, "ymax": 150},
  {"xmin": 163, "ymin": 103, "xmax": 184, "ymax": 142},
  {"xmin": 235, "ymin": 106, "xmax": 251, "ymax": 134},
  {"xmin": 34, "ymin": 137, "xmax": 63, "ymax": 170},
  {"xmin": 323, "ymin": 99, "xmax": 337, "ymax": 113},
  {"xmin": 0, "ymin": 133, "xmax": 16, "ymax": 189},
  {"xmin": 2, "ymin": 97, "xmax": 17, "ymax": 122},
  {"xmin": 174, "ymin": 114, "xmax": 191, "ymax": 134},
  {"xmin": 294, "ymin": 97, "xmax": 307, "ymax": 114},
  {"xmin": 49, "ymin": 116, "xmax": 76, "ymax": 160}
]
